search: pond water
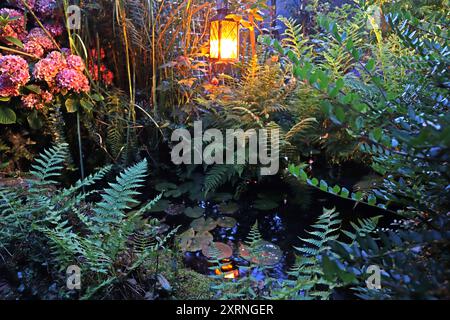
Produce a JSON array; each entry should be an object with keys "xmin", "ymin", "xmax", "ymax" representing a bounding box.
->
[{"xmin": 149, "ymin": 162, "xmax": 396, "ymax": 281}]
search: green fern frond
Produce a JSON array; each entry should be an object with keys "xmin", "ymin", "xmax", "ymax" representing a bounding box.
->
[
  {"xmin": 93, "ymin": 159, "xmax": 148, "ymax": 229},
  {"xmin": 29, "ymin": 143, "xmax": 69, "ymax": 187}
]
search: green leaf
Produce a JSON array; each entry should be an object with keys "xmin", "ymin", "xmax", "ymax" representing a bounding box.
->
[
  {"xmin": 371, "ymin": 128, "xmax": 382, "ymax": 142},
  {"xmin": 65, "ymin": 98, "xmax": 78, "ymax": 113},
  {"xmin": 368, "ymin": 194, "xmax": 377, "ymax": 206},
  {"xmin": 341, "ymin": 187, "xmax": 350, "ymax": 198},
  {"xmin": 0, "ymin": 107, "xmax": 16, "ymax": 124},
  {"xmin": 332, "ymin": 185, "xmax": 341, "ymax": 194},
  {"xmin": 91, "ymin": 93, "xmax": 104, "ymax": 102},
  {"xmin": 25, "ymin": 85, "xmax": 42, "ymax": 94},
  {"xmin": 335, "ymin": 106, "xmax": 345, "ymax": 123},
  {"xmin": 27, "ymin": 111, "xmax": 43, "ymax": 129},
  {"xmin": 366, "ymin": 58, "xmax": 376, "ymax": 71},
  {"xmin": 5, "ymin": 36, "xmax": 23, "ymax": 48},
  {"xmin": 80, "ymin": 98, "xmax": 94, "ymax": 111},
  {"xmin": 319, "ymin": 180, "xmax": 328, "ymax": 191},
  {"xmin": 351, "ymin": 191, "xmax": 363, "ymax": 201},
  {"xmin": 308, "ymin": 178, "xmax": 319, "ymax": 187}
]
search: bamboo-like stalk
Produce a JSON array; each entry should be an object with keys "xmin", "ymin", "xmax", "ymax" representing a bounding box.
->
[{"xmin": 0, "ymin": 45, "xmax": 39, "ymax": 59}]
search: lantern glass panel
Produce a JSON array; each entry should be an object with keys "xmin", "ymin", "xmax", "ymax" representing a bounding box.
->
[
  {"xmin": 210, "ymin": 20, "xmax": 220, "ymax": 59},
  {"xmin": 209, "ymin": 19, "xmax": 239, "ymax": 61}
]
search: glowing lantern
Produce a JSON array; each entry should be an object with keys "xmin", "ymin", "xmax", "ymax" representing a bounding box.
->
[{"xmin": 209, "ymin": 8, "xmax": 239, "ymax": 62}]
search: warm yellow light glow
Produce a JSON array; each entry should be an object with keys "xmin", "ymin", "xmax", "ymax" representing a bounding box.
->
[
  {"xmin": 210, "ymin": 40, "xmax": 220, "ymax": 60},
  {"xmin": 210, "ymin": 19, "xmax": 239, "ymax": 61}
]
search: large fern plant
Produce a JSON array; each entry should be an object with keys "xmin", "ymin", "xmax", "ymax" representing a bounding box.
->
[{"xmin": 0, "ymin": 143, "xmax": 175, "ymax": 299}]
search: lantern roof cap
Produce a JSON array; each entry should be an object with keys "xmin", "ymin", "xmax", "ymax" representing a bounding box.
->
[{"xmin": 211, "ymin": 7, "xmax": 230, "ymax": 21}]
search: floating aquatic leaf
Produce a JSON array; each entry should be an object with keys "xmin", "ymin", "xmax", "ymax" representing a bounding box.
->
[
  {"xmin": 216, "ymin": 216, "xmax": 237, "ymax": 228},
  {"xmin": 239, "ymin": 240, "xmax": 283, "ymax": 266},
  {"xmin": 190, "ymin": 217, "xmax": 218, "ymax": 232},
  {"xmin": 177, "ymin": 228, "xmax": 213, "ymax": 252},
  {"xmin": 178, "ymin": 228, "xmax": 195, "ymax": 251},
  {"xmin": 253, "ymin": 199, "xmax": 278, "ymax": 211},
  {"xmin": 196, "ymin": 231, "xmax": 214, "ymax": 247},
  {"xmin": 184, "ymin": 206, "xmax": 204, "ymax": 218},
  {"xmin": 164, "ymin": 203, "xmax": 185, "ymax": 216},
  {"xmin": 218, "ymin": 202, "xmax": 239, "ymax": 214},
  {"xmin": 202, "ymin": 242, "xmax": 233, "ymax": 260}
]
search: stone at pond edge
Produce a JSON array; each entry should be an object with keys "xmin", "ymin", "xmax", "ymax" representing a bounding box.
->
[
  {"xmin": 202, "ymin": 242, "xmax": 233, "ymax": 260},
  {"xmin": 239, "ymin": 240, "xmax": 283, "ymax": 266}
]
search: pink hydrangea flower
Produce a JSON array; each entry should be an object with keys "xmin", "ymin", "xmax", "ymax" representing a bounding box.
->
[
  {"xmin": 21, "ymin": 93, "xmax": 42, "ymax": 109},
  {"xmin": 56, "ymin": 69, "xmax": 90, "ymax": 93},
  {"xmin": 33, "ymin": 51, "xmax": 67, "ymax": 85},
  {"xmin": 41, "ymin": 90, "xmax": 53, "ymax": 103},
  {"xmin": 23, "ymin": 40, "xmax": 45, "ymax": 58},
  {"xmin": 0, "ymin": 55, "xmax": 30, "ymax": 85},
  {"xmin": 0, "ymin": 77, "xmax": 21, "ymax": 97},
  {"xmin": 7, "ymin": 0, "xmax": 36, "ymax": 11},
  {"xmin": 0, "ymin": 55, "xmax": 30, "ymax": 97},
  {"xmin": 0, "ymin": 8, "xmax": 27, "ymax": 42},
  {"xmin": 66, "ymin": 55, "xmax": 85, "ymax": 73},
  {"xmin": 43, "ymin": 22, "xmax": 64, "ymax": 37},
  {"xmin": 25, "ymin": 28, "xmax": 56, "ymax": 51},
  {"xmin": 21, "ymin": 90, "xmax": 53, "ymax": 110},
  {"xmin": 34, "ymin": 51, "xmax": 89, "ymax": 94}
]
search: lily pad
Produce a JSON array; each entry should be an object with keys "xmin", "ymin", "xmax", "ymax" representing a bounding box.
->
[
  {"xmin": 216, "ymin": 216, "xmax": 237, "ymax": 228},
  {"xmin": 196, "ymin": 231, "xmax": 214, "ymax": 246},
  {"xmin": 177, "ymin": 229, "xmax": 213, "ymax": 252},
  {"xmin": 184, "ymin": 206, "xmax": 204, "ymax": 218},
  {"xmin": 218, "ymin": 202, "xmax": 239, "ymax": 215},
  {"xmin": 190, "ymin": 217, "xmax": 218, "ymax": 232},
  {"xmin": 178, "ymin": 228, "xmax": 195, "ymax": 250},
  {"xmin": 202, "ymin": 242, "xmax": 233, "ymax": 260},
  {"xmin": 239, "ymin": 240, "xmax": 283, "ymax": 266},
  {"xmin": 164, "ymin": 203, "xmax": 185, "ymax": 216},
  {"xmin": 253, "ymin": 199, "xmax": 278, "ymax": 211}
]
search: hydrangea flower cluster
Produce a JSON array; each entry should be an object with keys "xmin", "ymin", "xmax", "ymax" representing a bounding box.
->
[
  {"xmin": 23, "ymin": 27, "xmax": 57, "ymax": 57},
  {"xmin": 0, "ymin": 55, "xmax": 30, "ymax": 97},
  {"xmin": 8, "ymin": 0, "xmax": 59, "ymax": 18},
  {"xmin": 7, "ymin": 0, "xmax": 37, "ymax": 11},
  {"xmin": 35, "ymin": 0, "xmax": 59, "ymax": 18},
  {"xmin": 2, "ymin": 1, "xmax": 63, "ymax": 57},
  {"xmin": 0, "ymin": 8, "xmax": 27, "ymax": 43},
  {"xmin": 34, "ymin": 51, "xmax": 90, "ymax": 93},
  {"xmin": 21, "ymin": 90, "xmax": 52, "ymax": 110}
]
